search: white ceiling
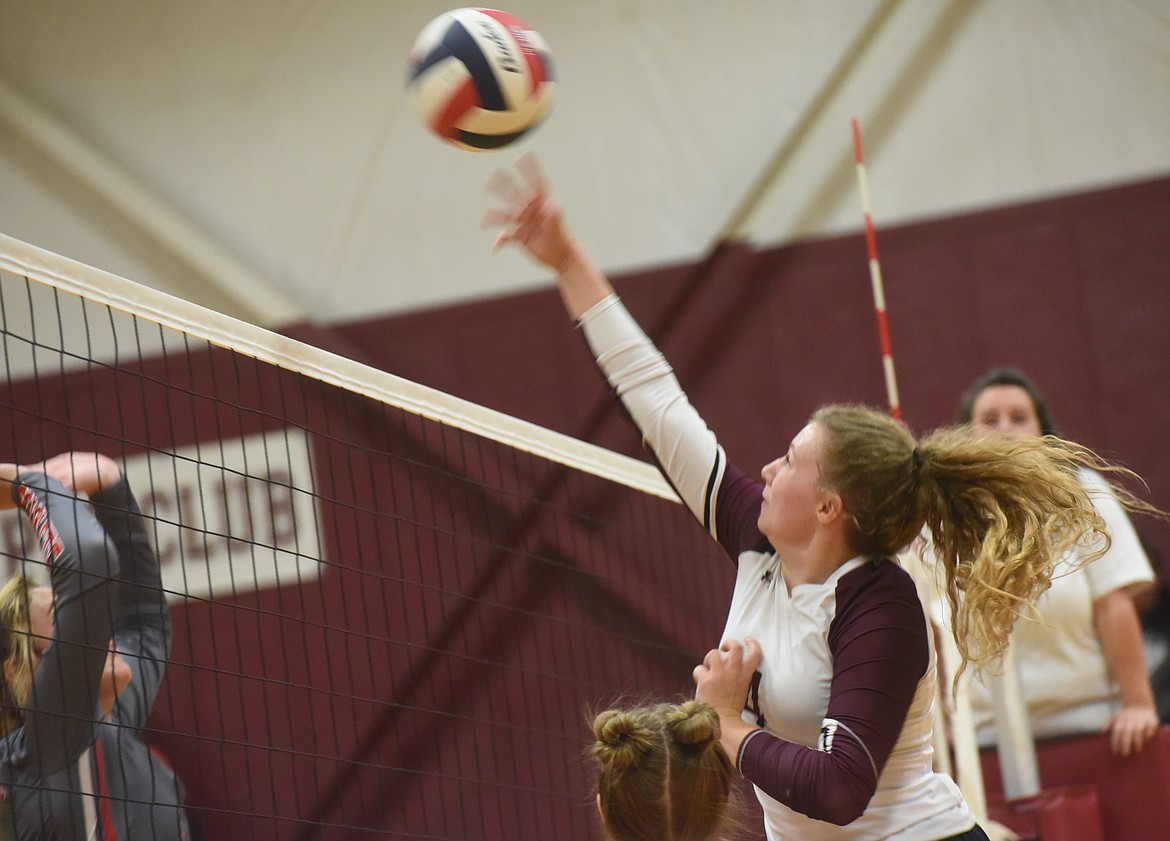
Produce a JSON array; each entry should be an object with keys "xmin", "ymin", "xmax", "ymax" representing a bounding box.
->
[{"xmin": 1, "ymin": 0, "xmax": 1168, "ymax": 330}]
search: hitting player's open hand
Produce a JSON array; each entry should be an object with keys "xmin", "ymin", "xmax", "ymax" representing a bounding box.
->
[{"xmin": 482, "ymin": 153, "xmax": 580, "ymax": 274}]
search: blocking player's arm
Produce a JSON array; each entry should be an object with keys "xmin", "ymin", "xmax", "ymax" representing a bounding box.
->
[
  {"xmin": 11, "ymin": 470, "xmax": 121, "ymax": 770},
  {"xmin": 90, "ymin": 476, "xmax": 172, "ymax": 732}
]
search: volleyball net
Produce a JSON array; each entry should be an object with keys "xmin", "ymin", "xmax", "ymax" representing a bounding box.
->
[{"xmin": 0, "ymin": 233, "xmax": 735, "ymax": 840}]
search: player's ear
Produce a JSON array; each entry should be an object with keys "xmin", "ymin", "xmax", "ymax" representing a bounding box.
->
[
  {"xmin": 596, "ymin": 793, "xmax": 610, "ymax": 831},
  {"xmin": 816, "ymin": 489, "xmax": 844, "ymax": 525}
]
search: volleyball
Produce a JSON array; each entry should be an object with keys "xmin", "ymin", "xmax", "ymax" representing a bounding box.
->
[{"xmin": 407, "ymin": 8, "xmax": 556, "ymax": 151}]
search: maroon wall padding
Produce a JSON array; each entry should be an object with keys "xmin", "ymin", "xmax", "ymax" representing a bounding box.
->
[
  {"xmin": 0, "ymin": 346, "xmax": 738, "ymax": 839},
  {"xmin": 980, "ymin": 727, "xmax": 1170, "ymax": 841},
  {"xmin": 323, "ymin": 174, "xmax": 1170, "ymax": 576}
]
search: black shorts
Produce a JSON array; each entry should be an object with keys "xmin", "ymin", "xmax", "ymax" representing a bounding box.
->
[{"xmin": 939, "ymin": 825, "xmax": 992, "ymax": 841}]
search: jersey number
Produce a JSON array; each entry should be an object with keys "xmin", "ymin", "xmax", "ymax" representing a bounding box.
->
[{"xmin": 746, "ymin": 670, "xmax": 766, "ymax": 728}]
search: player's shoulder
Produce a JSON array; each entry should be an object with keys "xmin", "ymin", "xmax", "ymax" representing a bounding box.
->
[
  {"xmin": 836, "ymin": 558, "xmax": 921, "ymax": 611},
  {"xmin": 829, "ymin": 559, "xmax": 927, "ymax": 653}
]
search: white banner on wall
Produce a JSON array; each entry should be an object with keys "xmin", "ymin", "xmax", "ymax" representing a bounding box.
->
[{"xmin": 0, "ymin": 430, "xmax": 323, "ymax": 601}]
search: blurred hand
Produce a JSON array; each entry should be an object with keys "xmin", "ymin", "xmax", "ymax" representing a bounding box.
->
[
  {"xmin": 1101, "ymin": 703, "xmax": 1160, "ymax": 757},
  {"xmin": 481, "ymin": 153, "xmax": 581, "ymax": 272},
  {"xmin": 0, "ymin": 463, "xmax": 19, "ymax": 510},
  {"xmin": 31, "ymin": 452, "xmax": 122, "ymax": 496}
]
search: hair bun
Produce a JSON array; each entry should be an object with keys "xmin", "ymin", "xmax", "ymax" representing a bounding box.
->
[
  {"xmin": 666, "ymin": 700, "xmax": 721, "ymax": 752},
  {"xmin": 593, "ymin": 709, "xmax": 654, "ymax": 772}
]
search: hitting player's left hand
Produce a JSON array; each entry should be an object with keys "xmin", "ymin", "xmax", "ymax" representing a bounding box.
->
[{"xmin": 693, "ymin": 637, "xmax": 762, "ymax": 719}]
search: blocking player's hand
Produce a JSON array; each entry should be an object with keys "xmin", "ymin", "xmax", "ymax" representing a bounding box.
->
[
  {"xmin": 0, "ymin": 463, "xmax": 19, "ymax": 510},
  {"xmin": 34, "ymin": 452, "xmax": 122, "ymax": 496}
]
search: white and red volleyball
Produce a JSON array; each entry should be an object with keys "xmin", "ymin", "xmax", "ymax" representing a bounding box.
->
[{"xmin": 407, "ymin": 8, "xmax": 556, "ymax": 151}]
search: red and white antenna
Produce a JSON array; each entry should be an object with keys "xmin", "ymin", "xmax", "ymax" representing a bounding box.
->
[{"xmin": 851, "ymin": 116, "xmax": 902, "ymax": 421}]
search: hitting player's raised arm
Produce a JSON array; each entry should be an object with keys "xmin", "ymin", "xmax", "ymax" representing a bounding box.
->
[
  {"xmin": 576, "ymin": 295, "xmax": 727, "ymax": 535},
  {"xmin": 486, "ymin": 154, "xmax": 739, "ymax": 540}
]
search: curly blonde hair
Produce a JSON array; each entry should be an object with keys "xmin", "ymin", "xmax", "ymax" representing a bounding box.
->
[
  {"xmin": 812, "ymin": 404, "xmax": 1155, "ymax": 673},
  {"xmin": 592, "ymin": 699, "xmax": 734, "ymax": 841}
]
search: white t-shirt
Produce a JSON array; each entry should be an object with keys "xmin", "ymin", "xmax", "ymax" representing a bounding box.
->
[{"xmin": 968, "ymin": 467, "xmax": 1155, "ymax": 743}]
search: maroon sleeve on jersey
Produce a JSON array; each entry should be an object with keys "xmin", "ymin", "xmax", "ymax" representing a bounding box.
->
[
  {"xmin": 738, "ymin": 561, "xmax": 930, "ymax": 825},
  {"xmin": 713, "ymin": 462, "xmax": 773, "ymax": 559}
]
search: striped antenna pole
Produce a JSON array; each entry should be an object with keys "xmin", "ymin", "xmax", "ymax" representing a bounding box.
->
[{"xmin": 850, "ymin": 116, "xmax": 902, "ymax": 421}]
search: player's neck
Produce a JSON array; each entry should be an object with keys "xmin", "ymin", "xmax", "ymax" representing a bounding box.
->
[{"xmin": 779, "ymin": 539, "xmax": 854, "ymax": 591}]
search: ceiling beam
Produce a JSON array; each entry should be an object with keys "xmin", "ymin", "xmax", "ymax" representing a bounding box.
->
[
  {"xmin": 0, "ymin": 74, "xmax": 305, "ymax": 328},
  {"xmin": 728, "ymin": 0, "xmax": 982, "ymax": 245}
]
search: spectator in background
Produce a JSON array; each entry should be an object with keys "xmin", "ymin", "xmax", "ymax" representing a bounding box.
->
[{"xmin": 957, "ymin": 367, "xmax": 1160, "ymax": 757}]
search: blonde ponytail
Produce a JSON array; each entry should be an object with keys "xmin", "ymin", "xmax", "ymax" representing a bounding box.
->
[{"xmin": 813, "ymin": 404, "xmax": 1157, "ymax": 673}]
